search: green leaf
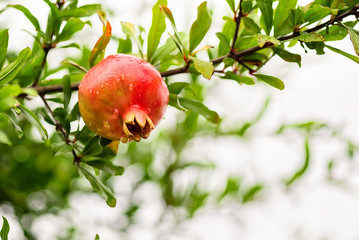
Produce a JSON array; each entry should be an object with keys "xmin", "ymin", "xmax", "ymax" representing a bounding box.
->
[
  {"xmin": 242, "ymin": 184, "xmax": 263, "ymax": 203},
  {"xmin": 189, "ymin": 2, "xmax": 212, "ymax": 53},
  {"xmin": 2, "ymin": 111, "xmax": 23, "ymax": 139},
  {"xmin": 0, "ymin": 131, "xmax": 11, "ymax": 146},
  {"xmin": 43, "ymin": 0, "xmax": 61, "ymax": 37},
  {"xmin": 225, "ymin": 0, "xmax": 236, "ymax": 13},
  {"xmin": 0, "ymin": 216, "xmax": 10, "ymax": 240},
  {"xmin": 189, "ymin": 56, "xmax": 214, "ymax": 79},
  {"xmin": 85, "ymin": 159, "xmax": 125, "ymax": 176},
  {"xmin": 253, "ymin": 73, "xmax": 285, "ymax": 90},
  {"xmin": 61, "ymin": 4, "xmax": 102, "ymax": 18},
  {"xmin": 0, "ymin": 85, "xmax": 22, "ymax": 112},
  {"xmin": 56, "ymin": 18, "xmax": 86, "ymax": 42},
  {"xmin": 169, "ymin": 93, "xmax": 185, "ymax": 111},
  {"xmin": 0, "ymin": 47, "xmax": 31, "ymax": 87},
  {"xmin": 319, "ymin": 21, "xmax": 357, "ymax": 41},
  {"xmin": 0, "ymin": 29, "xmax": 9, "ymax": 68},
  {"xmin": 7, "ymin": 5, "xmax": 41, "ymax": 31},
  {"xmin": 78, "ymin": 165, "xmax": 117, "ymax": 207},
  {"xmin": 18, "ymin": 104, "xmax": 48, "ymax": 139},
  {"xmin": 159, "ymin": 5, "xmax": 176, "ymax": 28},
  {"xmin": 305, "ymin": 41, "xmax": 325, "ymax": 55},
  {"xmin": 121, "ymin": 22, "xmax": 143, "ymax": 58},
  {"xmin": 347, "ymin": 27, "xmax": 359, "ymax": 55},
  {"xmin": 160, "ymin": 5, "xmax": 185, "ymax": 54},
  {"xmin": 178, "ymin": 97, "xmax": 220, "ymax": 123},
  {"xmin": 117, "ymin": 37, "xmax": 132, "ymax": 54},
  {"xmin": 286, "ymin": 137, "xmax": 310, "ymax": 186},
  {"xmin": 242, "ymin": 17, "xmax": 261, "ymax": 34},
  {"xmin": 94, "ymin": 234, "xmax": 100, "ymax": 240},
  {"xmin": 216, "ymin": 32, "xmax": 231, "ymax": 48},
  {"xmin": 289, "ymin": 7, "xmax": 305, "ymax": 27},
  {"xmin": 257, "ymin": 0, "xmax": 273, "ymax": 35},
  {"xmin": 168, "ymin": 82, "xmax": 189, "ymax": 94},
  {"xmin": 242, "ymin": 0, "xmax": 254, "ymax": 14},
  {"xmin": 295, "ymin": 32, "xmax": 325, "ymax": 42},
  {"xmin": 62, "ymin": 75, "xmax": 71, "ymax": 111},
  {"xmin": 147, "ymin": 0, "xmax": 167, "ymax": 62},
  {"xmin": 82, "ymin": 136, "xmax": 103, "ymax": 156},
  {"xmin": 272, "ymin": 47, "xmax": 302, "ymax": 67},
  {"xmin": 304, "ymin": 4, "xmax": 337, "ymax": 25},
  {"xmin": 273, "ymin": 0, "xmax": 297, "ymax": 37},
  {"xmin": 325, "ymin": 44, "xmax": 359, "ymax": 64},
  {"xmin": 221, "ymin": 72, "xmax": 255, "ymax": 85},
  {"xmin": 257, "ymin": 34, "xmax": 280, "ymax": 47}
]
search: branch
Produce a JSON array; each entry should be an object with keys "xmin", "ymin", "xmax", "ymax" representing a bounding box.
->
[{"xmin": 31, "ymin": 5, "xmax": 359, "ymax": 95}]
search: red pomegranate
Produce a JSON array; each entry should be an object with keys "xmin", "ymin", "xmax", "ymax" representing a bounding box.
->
[{"xmin": 78, "ymin": 54, "xmax": 169, "ymax": 142}]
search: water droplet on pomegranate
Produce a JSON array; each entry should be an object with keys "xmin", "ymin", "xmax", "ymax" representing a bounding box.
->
[
  {"xmin": 103, "ymin": 121, "xmax": 110, "ymax": 129},
  {"xmin": 147, "ymin": 108, "xmax": 151, "ymax": 113},
  {"xmin": 96, "ymin": 91, "xmax": 99, "ymax": 95},
  {"xmin": 129, "ymin": 84, "xmax": 134, "ymax": 91},
  {"xmin": 89, "ymin": 89, "xmax": 93, "ymax": 94},
  {"xmin": 101, "ymin": 84, "xmax": 104, "ymax": 88}
]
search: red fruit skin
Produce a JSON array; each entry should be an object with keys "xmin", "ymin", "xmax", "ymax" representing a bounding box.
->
[{"xmin": 78, "ymin": 54, "xmax": 169, "ymax": 141}]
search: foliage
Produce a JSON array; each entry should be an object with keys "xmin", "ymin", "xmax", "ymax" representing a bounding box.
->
[{"xmin": 1, "ymin": 0, "xmax": 359, "ymax": 238}]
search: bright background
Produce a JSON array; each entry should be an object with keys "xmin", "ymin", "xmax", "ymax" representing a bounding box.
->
[{"xmin": 1, "ymin": 0, "xmax": 359, "ymax": 239}]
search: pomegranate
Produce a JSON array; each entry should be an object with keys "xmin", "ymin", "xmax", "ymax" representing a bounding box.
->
[{"xmin": 78, "ymin": 54, "xmax": 169, "ymax": 143}]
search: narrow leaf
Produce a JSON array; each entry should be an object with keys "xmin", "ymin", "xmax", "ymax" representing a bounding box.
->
[
  {"xmin": 347, "ymin": 28, "xmax": 359, "ymax": 55},
  {"xmin": 85, "ymin": 159, "xmax": 125, "ymax": 176},
  {"xmin": 216, "ymin": 32, "xmax": 230, "ymax": 48},
  {"xmin": 62, "ymin": 75, "xmax": 71, "ymax": 111},
  {"xmin": 304, "ymin": 4, "xmax": 337, "ymax": 25},
  {"xmin": 0, "ymin": 131, "xmax": 11, "ymax": 146},
  {"xmin": 257, "ymin": 34, "xmax": 280, "ymax": 47},
  {"xmin": 0, "ymin": 29, "xmax": 9, "ymax": 68},
  {"xmin": 56, "ymin": 18, "xmax": 86, "ymax": 42},
  {"xmin": 0, "ymin": 216, "xmax": 10, "ymax": 240},
  {"xmin": 242, "ymin": 17, "xmax": 261, "ymax": 34},
  {"xmin": 325, "ymin": 44, "xmax": 359, "ymax": 64},
  {"xmin": 273, "ymin": 0, "xmax": 297, "ymax": 37},
  {"xmin": 7, "ymin": 5, "xmax": 41, "ymax": 31},
  {"xmin": 121, "ymin": 22, "xmax": 143, "ymax": 58},
  {"xmin": 60, "ymin": 4, "xmax": 102, "ymax": 19},
  {"xmin": 221, "ymin": 72, "xmax": 255, "ymax": 85},
  {"xmin": 18, "ymin": 104, "xmax": 48, "ymax": 139},
  {"xmin": 89, "ymin": 12, "xmax": 112, "ymax": 67},
  {"xmin": 94, "ymin": 234, "xmax": 100, "ymax": 240},
  {"xmin": 43, "ymin": 0, "xmax": 61, "ymax": 36},
  {"xmin": 147, "ymin": 0, "xmax": 167, "ymax": 62},
  {"xmin": 254, "ymin": 73, "xmax": 285, "ymax": 90},
  {"xmin": 272, "ymin": 47, "xmax": 301, "ymax": 67},
  {"xmin": 189, "ymin": 2, "xmax": 212, "ymax": 53},
  {"xmin": 257, "ymin": 0, "xmax": 273, "ymax": 35},
  {"xmin": 226, "ymin": 0, "xmax": 236, "ymax": 13},
  {"xmin": 168, "ymin": 82, "xmax": 189, "ymax": 94},
  {"xmin": 0, "ymin": 47, "xmax": 31, "ymax": 87},
  {"xmin": 295, "ymin": 32, "xmax": 325, "ymax": 42},
  {"xmin": 286, "ymin": 137, "xmax": 310, "ymax": 186},
  {"xmin": 78, "ymin": 165, "xmax": 117, "ymax": 207},
  {"xmin": 117, "ymin": 37, "xmax": 132, "ymax": 54},
  {"xmin": 178, "ymin": 97, "xmax": 220, "ymax": 123},
  {"xmin": 159, "ymin": 5, "xmax": 176, "ymax": 28},
  {"xmin": 189, "ymin": 56, "xmax": 214, "ymax": 79}
]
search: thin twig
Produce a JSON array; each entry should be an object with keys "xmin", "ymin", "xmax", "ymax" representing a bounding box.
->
[{"xmin": 230, "ymin": 0, "xmax": 244, "ymax": 53}]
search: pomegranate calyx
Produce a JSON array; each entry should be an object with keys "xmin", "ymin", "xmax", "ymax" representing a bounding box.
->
[{"xmin": 122, "ymin": 106, "xmax": 154, "ymax": 143}]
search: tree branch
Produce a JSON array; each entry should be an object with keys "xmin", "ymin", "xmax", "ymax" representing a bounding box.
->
[{"xmin": 31, "ymin": 5, "xmax": 359, "ymax": 95}]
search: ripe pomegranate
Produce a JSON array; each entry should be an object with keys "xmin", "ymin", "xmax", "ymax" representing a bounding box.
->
[{"xmin": 78, "ymin": 54, "xmax": 169, "ymax": 143}]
